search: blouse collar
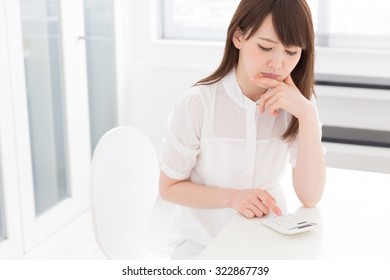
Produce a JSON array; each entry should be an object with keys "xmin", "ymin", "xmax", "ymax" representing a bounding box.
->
[{"xmin": 222, "ymin": 69, "xmax": 257, "ymax": 110}]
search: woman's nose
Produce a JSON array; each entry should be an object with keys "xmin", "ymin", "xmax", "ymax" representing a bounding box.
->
[{"xmin": 267, "ymin": 54, "xmax": 283, "ymax": 70}]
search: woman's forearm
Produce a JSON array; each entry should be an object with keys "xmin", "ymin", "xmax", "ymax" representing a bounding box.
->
[
  {"xmin": 293, "ymin": 106, "xmax": 326, "ymax": 207},
  {"xmin": 159, "ymin": 172, "xmax": 236, "ymax": 209},
  {"xmin": 159, "ymin": 172, "xmax": 282, "ymax": 217}
]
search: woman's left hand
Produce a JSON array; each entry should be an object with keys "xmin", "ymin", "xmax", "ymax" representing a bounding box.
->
[{"xmin": 252, "ymin": 75, "xmax": 312, "ymax": 119}]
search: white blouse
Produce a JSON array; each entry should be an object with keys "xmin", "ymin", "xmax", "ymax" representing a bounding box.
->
[{"xmin": 160, "ymin": 69, "xmax": 322, "ymax": 250}]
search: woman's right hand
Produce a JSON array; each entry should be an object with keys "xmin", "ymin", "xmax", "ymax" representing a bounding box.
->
[{"xmin": 230, "ymin": 188, "xmax": 283, "ymax": 218}]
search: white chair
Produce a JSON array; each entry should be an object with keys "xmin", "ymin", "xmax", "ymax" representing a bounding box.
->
[{"xmin": 89, "ymin": 126, "xmax": 160, "ymax": 259}]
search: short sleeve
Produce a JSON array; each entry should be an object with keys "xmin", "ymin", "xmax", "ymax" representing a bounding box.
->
[
  {"xmin": 288, "ymin": 95, "xmax": 326, "ymax": 168},
  {"xmin": 160, "ymin": 89, "xmax": 204, "ymax": 180}
]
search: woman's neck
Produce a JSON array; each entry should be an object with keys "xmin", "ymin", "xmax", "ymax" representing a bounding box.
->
[{"xmin": 234, "ymin": 68, "xmax": 267, "ymax": 102}]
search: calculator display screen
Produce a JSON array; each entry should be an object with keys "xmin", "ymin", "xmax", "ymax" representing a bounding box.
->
[
  {"xmin": 292, "ymin": 223, "xmax": 317, "ymax": 230},
  {"xmin": 296, "ymin": 224, "xmax": 313, "ymax": 229}
]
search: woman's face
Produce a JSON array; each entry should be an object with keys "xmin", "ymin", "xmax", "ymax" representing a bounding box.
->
[{"xmin": 233, "ymin": 13, "xmax": 302, "ymax": 95}]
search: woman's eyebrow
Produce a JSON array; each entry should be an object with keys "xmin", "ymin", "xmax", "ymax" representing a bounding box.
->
[{"xmin": 257, "ymin": 37, "xmax": 278, "ymax": 44}]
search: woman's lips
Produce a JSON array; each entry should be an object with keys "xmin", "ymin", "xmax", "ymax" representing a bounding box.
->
[{"xmin": 261, "ymin": 72, "xmax": 280, "ymax": 79}]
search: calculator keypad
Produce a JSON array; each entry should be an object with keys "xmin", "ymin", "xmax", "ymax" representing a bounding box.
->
[{"xmin": 261, "ymin": 214, "xmax": 319, "ymax": 234}]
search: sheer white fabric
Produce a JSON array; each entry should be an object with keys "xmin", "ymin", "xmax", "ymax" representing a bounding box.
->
[{"xmin": 160, "ymin": 70, "xmax": 323, "ymax": 257}]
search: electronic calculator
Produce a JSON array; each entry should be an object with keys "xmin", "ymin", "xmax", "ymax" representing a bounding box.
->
[{"xmin": 261, "ymin": 213, "xmax": 320, "ymax": 234}]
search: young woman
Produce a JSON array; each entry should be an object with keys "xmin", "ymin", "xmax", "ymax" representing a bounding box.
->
[{"xmin": 159, "ymin": 0, "xmax": 326, "ymax": 259}]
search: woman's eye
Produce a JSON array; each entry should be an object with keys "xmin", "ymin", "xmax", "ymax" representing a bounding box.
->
[
  {"xmin": 258, "ymin": 44, "xmax": 272, "ymax": 52},
  {"xmin": 285, "ymin": 50, "xmax": 298, "ymax": 56}
]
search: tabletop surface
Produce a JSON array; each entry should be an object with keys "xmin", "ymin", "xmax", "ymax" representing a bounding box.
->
[{"xmin": 198, "ymin": 167, "xmax": 390, "ymax": 259}]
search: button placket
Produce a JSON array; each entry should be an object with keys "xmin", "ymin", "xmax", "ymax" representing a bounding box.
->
[{"xmin": 244, "ymin": 104, "xmax": 257, "ymax": 188}]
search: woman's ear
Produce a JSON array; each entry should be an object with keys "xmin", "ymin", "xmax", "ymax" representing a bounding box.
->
[{"xmin": 232, "ymin": 28, "xmax": 244, "ymax": 49}]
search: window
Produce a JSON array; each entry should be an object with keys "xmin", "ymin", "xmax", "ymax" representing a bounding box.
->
[
  {"xmin": 161, "ymin": 0, "xmax": 239, "ymax": 41},
  {"xmin": 20, "ymin": 0, "xmax": 70, "ymax": 215},
  {"xmin": 161, "ymin": 0, "xmax": 390, "ymax": 50},
  {"xmin": 83, "ymin": 0, "xmax": 118, "ymax": 151}
]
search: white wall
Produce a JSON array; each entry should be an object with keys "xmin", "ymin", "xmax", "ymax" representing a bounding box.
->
[
  {"xmin": 122, "ymin": 1, "xmax": 390, "ymax": 159},
  {"xmin": 126, "ymin": 63, "xmax": 213, "ymax": 152}
]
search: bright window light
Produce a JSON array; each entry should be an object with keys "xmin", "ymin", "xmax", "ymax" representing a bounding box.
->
[{"xmin": 161, "ymin": 0, "xmax": 390, "ymax": 50}]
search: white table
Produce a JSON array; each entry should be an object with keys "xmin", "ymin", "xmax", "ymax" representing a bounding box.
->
[{"xmin": 198, "ymin": 168, "xmax": 390, "ymax": 259}]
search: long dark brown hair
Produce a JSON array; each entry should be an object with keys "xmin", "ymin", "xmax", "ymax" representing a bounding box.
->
[{"xmin": 196, "ymin": 0, "xmax": 315, "ymax": 141}]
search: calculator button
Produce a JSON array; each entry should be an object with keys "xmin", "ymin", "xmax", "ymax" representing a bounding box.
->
[{"xmin": 261, "ymin": 214, "xmax": 319, "ymax": 234}]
